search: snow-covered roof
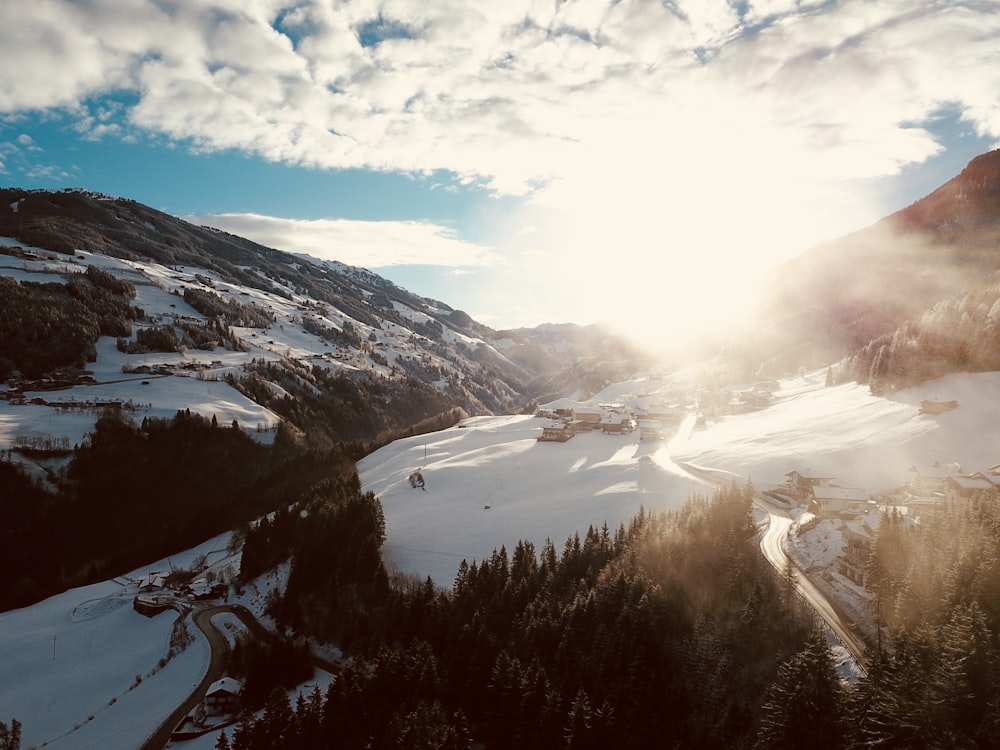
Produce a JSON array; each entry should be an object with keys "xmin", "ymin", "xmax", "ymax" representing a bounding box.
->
[
  {"xmin": 909, "ymin": 462, "xmax": 962, "ymax": 478},
  {"xmin": 945, "ymin": 475, "xmax": 994, "ymax": 491},
  {"xmin": 842, "ymin": 518, "xmax": 874, "ymax": 540},
  {"xmin": 813, "ymin": 487, "xmax": 868, "ymax": 502},
  {"xmin": 207, "ymin": 677, "xmax": 243, "ymax": 696},
  {"xmin": 785, "ymin": 469, "xmax": 835, "ymax": 480}
]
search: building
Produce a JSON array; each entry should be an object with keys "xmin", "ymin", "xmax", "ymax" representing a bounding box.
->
[
  {"xmin": 906, "ymin": 462, "xmax": 962, "ymax": 495},
  {"xmin": 839, "ymin": 509, "xmax": 880, "ymax": 585},
  {"xmin": 943, "ymin": 474, "xmax": 996, "ymax": 503},
  {"xmin": 205, "ymin": 677, "xmax": 244, "ymax": 716},
  {"xmin": 538, "ymin": 423, "xmax": 575, "ymax": 442},
  {"xmin": 572, "ymin": 406, "xmax": 603, "ymax": 432},
  {"xmin": 782, "ymin": 470, "xmax": 837, "ymax": 502},
  {"xmin": 811, "ymin": 486, "xmax": 870, "ymax": 516},
  {"xmin": 600, "ymin": 410, "xmax": 635, "ymax": 434},
  {"xmin": 133, "ymin": 593, "xmax": 173, "ymax": 617}
]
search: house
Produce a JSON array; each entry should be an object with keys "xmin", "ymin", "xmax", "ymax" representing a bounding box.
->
[
  {"xmin": 839, "ymin": 508, "xmax": 881, "ymax": 585},
  {"xmin": 137, "ymin": 571, "xmax": 166, "ymax": 591},
  {"xmin": 538, "ymin": 423, "xmax": 575, "ymax": 442},
  {"xmin": 133, "ymin": 593, "xmax": 172, "ymax": 617},
  {"xmin": 572, "ymin": 406, "xmax": 603, "ymax": 431},
  {"xmin": 600, "ymin": 410, "xmax": 635, "ymax": 434},
  {"xmin": 782, "ymin": 470, "xmax": 837, "ymax": 502},
  {"xmin": 637, "ymin": 404, "xmax": 686, "ymax": 425},
  {"xmin": 943, "ymin": 474, "xmax": 996, "ymax": 503},
  {"xmin": 811, "ymin": 486, "xmax": 870, "ymax": 516},
  {"xmin": 907, "ymin": 462, "xmax": 962, "ymax": 495},
  {"xmin": 738, "ymin": 389, "xmax": 770, "ymax": 410},
  {"xmin": 205, "ymin": 677, "xmax": 244, "ymax": 716}
]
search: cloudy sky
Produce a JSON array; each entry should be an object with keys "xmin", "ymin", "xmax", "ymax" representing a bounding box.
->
[{"xmin": 1, "ymin": 0, "xmax": 998, "ymax": 348}]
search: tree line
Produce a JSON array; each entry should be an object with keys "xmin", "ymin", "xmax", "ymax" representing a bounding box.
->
[
  {"xmin": 236, "ymin": 483, "xmax": 822, "ymax": 749},
  {"xmin": 844, "ymin": 281, "xmax": 1000, "ymax": 393},
  {"xmin": 0, "ymin": 408, "xmax": 355, "ymax": 611},
  {"xmin": 0, "ymin": 271, "xmax": 140, "ymax": 379}
]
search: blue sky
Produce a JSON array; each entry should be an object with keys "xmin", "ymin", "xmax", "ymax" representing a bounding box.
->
[{"xmin": 2, "ymin": 1, "xmax": 998, "ymax": 347}]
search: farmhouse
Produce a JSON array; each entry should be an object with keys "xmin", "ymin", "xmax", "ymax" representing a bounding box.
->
[
  {"xmin": 782, "ymin": 470, "xmax": 837, "ymax": 502},
  {"xmin": 811, "ymin": 486, "xmax": 870, "ymax": 516},
  {"xmin": 538, "ymin": 423, "xmax": 575, "ymax": 442},
  {"xmin": 572, "ymin": 406, "xmax": 603, "ymax": 432},
  {"xmin": 205, "ymin": 677, "xmax": 244, "ymax": 715},
  {"xmin": 600, "ymin": 410, "xmax": 635, "ymax": 434},
  {"xmin": 133, "ymin": 593, "xmax": 172, "ymax": 617}
]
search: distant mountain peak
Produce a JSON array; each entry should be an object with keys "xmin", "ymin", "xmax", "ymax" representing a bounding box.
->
[{"xmin": 892, "ymin": 148, "xmax": 1000, "ymax": 234}]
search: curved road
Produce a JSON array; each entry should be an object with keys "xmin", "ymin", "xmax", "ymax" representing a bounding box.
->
[
  {"xmin": 757, "ymin": 503, "xmax": 868, "ymax": 665},
  {"xmin": 671, "ymin": 451, "xmax": 868, "ymax": 668},
  {"xmin": 140, "ymin": 604, "xmax": 339, "ymax": 750}
]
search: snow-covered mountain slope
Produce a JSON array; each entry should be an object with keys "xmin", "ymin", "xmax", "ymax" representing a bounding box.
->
[
  {"xmin": 4, "ymin": 365, "xmax": 996, "ymax": 749},
  {"xmin": 359, "ymin": 368, "xmax": 1000, "ymax": 586},
  {"xmin": 0, "ymin": 198, "xmax": 645, "ymax": 461}
]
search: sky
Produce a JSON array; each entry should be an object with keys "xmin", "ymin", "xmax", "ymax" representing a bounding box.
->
[{"xmin": 1, "ymin": 0, "xmax": 999, "ymax": 349}]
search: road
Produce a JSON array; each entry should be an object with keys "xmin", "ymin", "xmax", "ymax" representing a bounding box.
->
[
  {"xmin": 670, "ymin": 444, "xmax": 869, "ymax": 668},
  {"xmin": 139, "ymin": 604, "xmax": 339, "ymax": 750},
  {"xmin": 757, "ymin": 502, "xmax": 868, "ymax": 665}
]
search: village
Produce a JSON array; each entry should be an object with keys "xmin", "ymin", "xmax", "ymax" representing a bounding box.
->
[
  {"xmin": 534, "ymin": 391, "xmax": 1000, "ymax": 597},
  {"xmin": 128, "ymin": 560, "xmax": 249, "ymax": 743},
  {"xmin": 772, "ymin": 461, "xmax": 1000, "ymax": 587}
]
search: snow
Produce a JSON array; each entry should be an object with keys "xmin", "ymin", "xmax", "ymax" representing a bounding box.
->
[
  {"xmin": 4, "ymin": 233, "xmax": 1000, "ymax": 741},
  {"xmin": 360, "ymin": 414, "xmax": 704, "ymax": 585},
  {"xmin": 4, "ymin": 367, "xmax": 998, "ymax": 744},
  {"xmin": 362, "ymin": 369, "xmax": 1000, "ymax": 589},
  {"xmin": 0, "ymin": 534, "xmax": 234, "ymax": 750}
]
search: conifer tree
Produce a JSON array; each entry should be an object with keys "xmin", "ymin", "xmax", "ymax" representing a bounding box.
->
[{"xmin": 755, "ymin": 630, "xmax": 847, "ymax": 750}]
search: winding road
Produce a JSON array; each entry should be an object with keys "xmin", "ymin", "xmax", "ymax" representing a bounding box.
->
[
  {"xmin": 757, "ymin": 501, "xmax": 868, "ymax": 664},
  {"xmin": 666, "ymin": 422, "xmax": 869, "ymax": 669},
  {"xmin": 139, "ymin": 604, "xmax": 338, "ymax": 750}
]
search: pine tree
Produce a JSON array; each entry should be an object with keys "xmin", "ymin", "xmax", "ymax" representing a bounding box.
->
[
  {"xmin": 0, "ymin": 719, "xmax": 21, "ymax": 750},
  {"xmin": 755, "ymin": 630, "xmax": 847, "ymax": 750}
]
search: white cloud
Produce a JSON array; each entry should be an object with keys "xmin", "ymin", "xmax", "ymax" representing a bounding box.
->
[
  {"xmin": 2, "ymin": 1, "xmax": 996, "ymax": 195},
  {"xmin": 3, "ymin": 1, "xmax": 1000, "ymax": 337},
  {"xmin": 190, "ymin": 212, "xmax": 501, "ymax": 269}
]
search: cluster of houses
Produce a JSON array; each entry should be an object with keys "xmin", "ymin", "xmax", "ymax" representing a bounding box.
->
[
  {"xmin": 536, "ymin": 403, "xmax": 691, "ymax": 443},
  {"xmin": 535, "ymin": 380, "xmax": 781, "ymax": 445},
  {"xmin": 131, "ymin": 570, "xmax": 227, "ymax": 617},
  {"xmin": 770, "ymin": 462, "xmax": 1000, "ymax": 587}
]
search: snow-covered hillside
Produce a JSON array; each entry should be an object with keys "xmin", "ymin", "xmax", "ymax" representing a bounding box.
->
[
  {"xmin": 361, "ymin": 368, "xmax": 1000, "ymax": 586},
  {"xmin": 4, "ymin": 364, "xmax": 997, "ymax": 748}
]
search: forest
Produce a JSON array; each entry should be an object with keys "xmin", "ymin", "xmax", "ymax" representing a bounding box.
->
[
  {"xmin": 0, "ymin": 268, "xmax": 140, "ymax": 379},
  {"xmin": 845, "ymin": 281, "xmax": 1000, "ymax": 393},
  {"xmin": 226, "ymin": 479, "xmax": 1000, "ymax": 750},
  {"xmin": 233, "ymin": 483, "xmax": 822, "ymax": 748}
]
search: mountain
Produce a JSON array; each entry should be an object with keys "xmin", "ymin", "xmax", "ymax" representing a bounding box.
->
[
  {"xmin": 0, "ymin": 188, "xmax": 647, "ymax": 437},
  {"xmin": 725, "ymin": 149, "xmax": 1000, "ymax": 380}
]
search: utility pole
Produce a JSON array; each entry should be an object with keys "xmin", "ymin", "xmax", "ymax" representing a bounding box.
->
[{"xmin": 52, "ymin": 636, "xmax": 57, "ymax": 661}]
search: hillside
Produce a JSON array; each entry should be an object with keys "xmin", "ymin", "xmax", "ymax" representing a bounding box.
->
[
  {"xmin": 0, "ymin": 190, "xmax": 649, "ymax": 444},
  {"xmin": 725, "ymin": 149, "xmax": 1000, "ymax": 379},
  {"xmin": 5, "ymin": 364, "xmax": 999, "ymax": 749},
  {"xmin": 0, "ymin": 191, "xmax": 649, "ymax": 612}
]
